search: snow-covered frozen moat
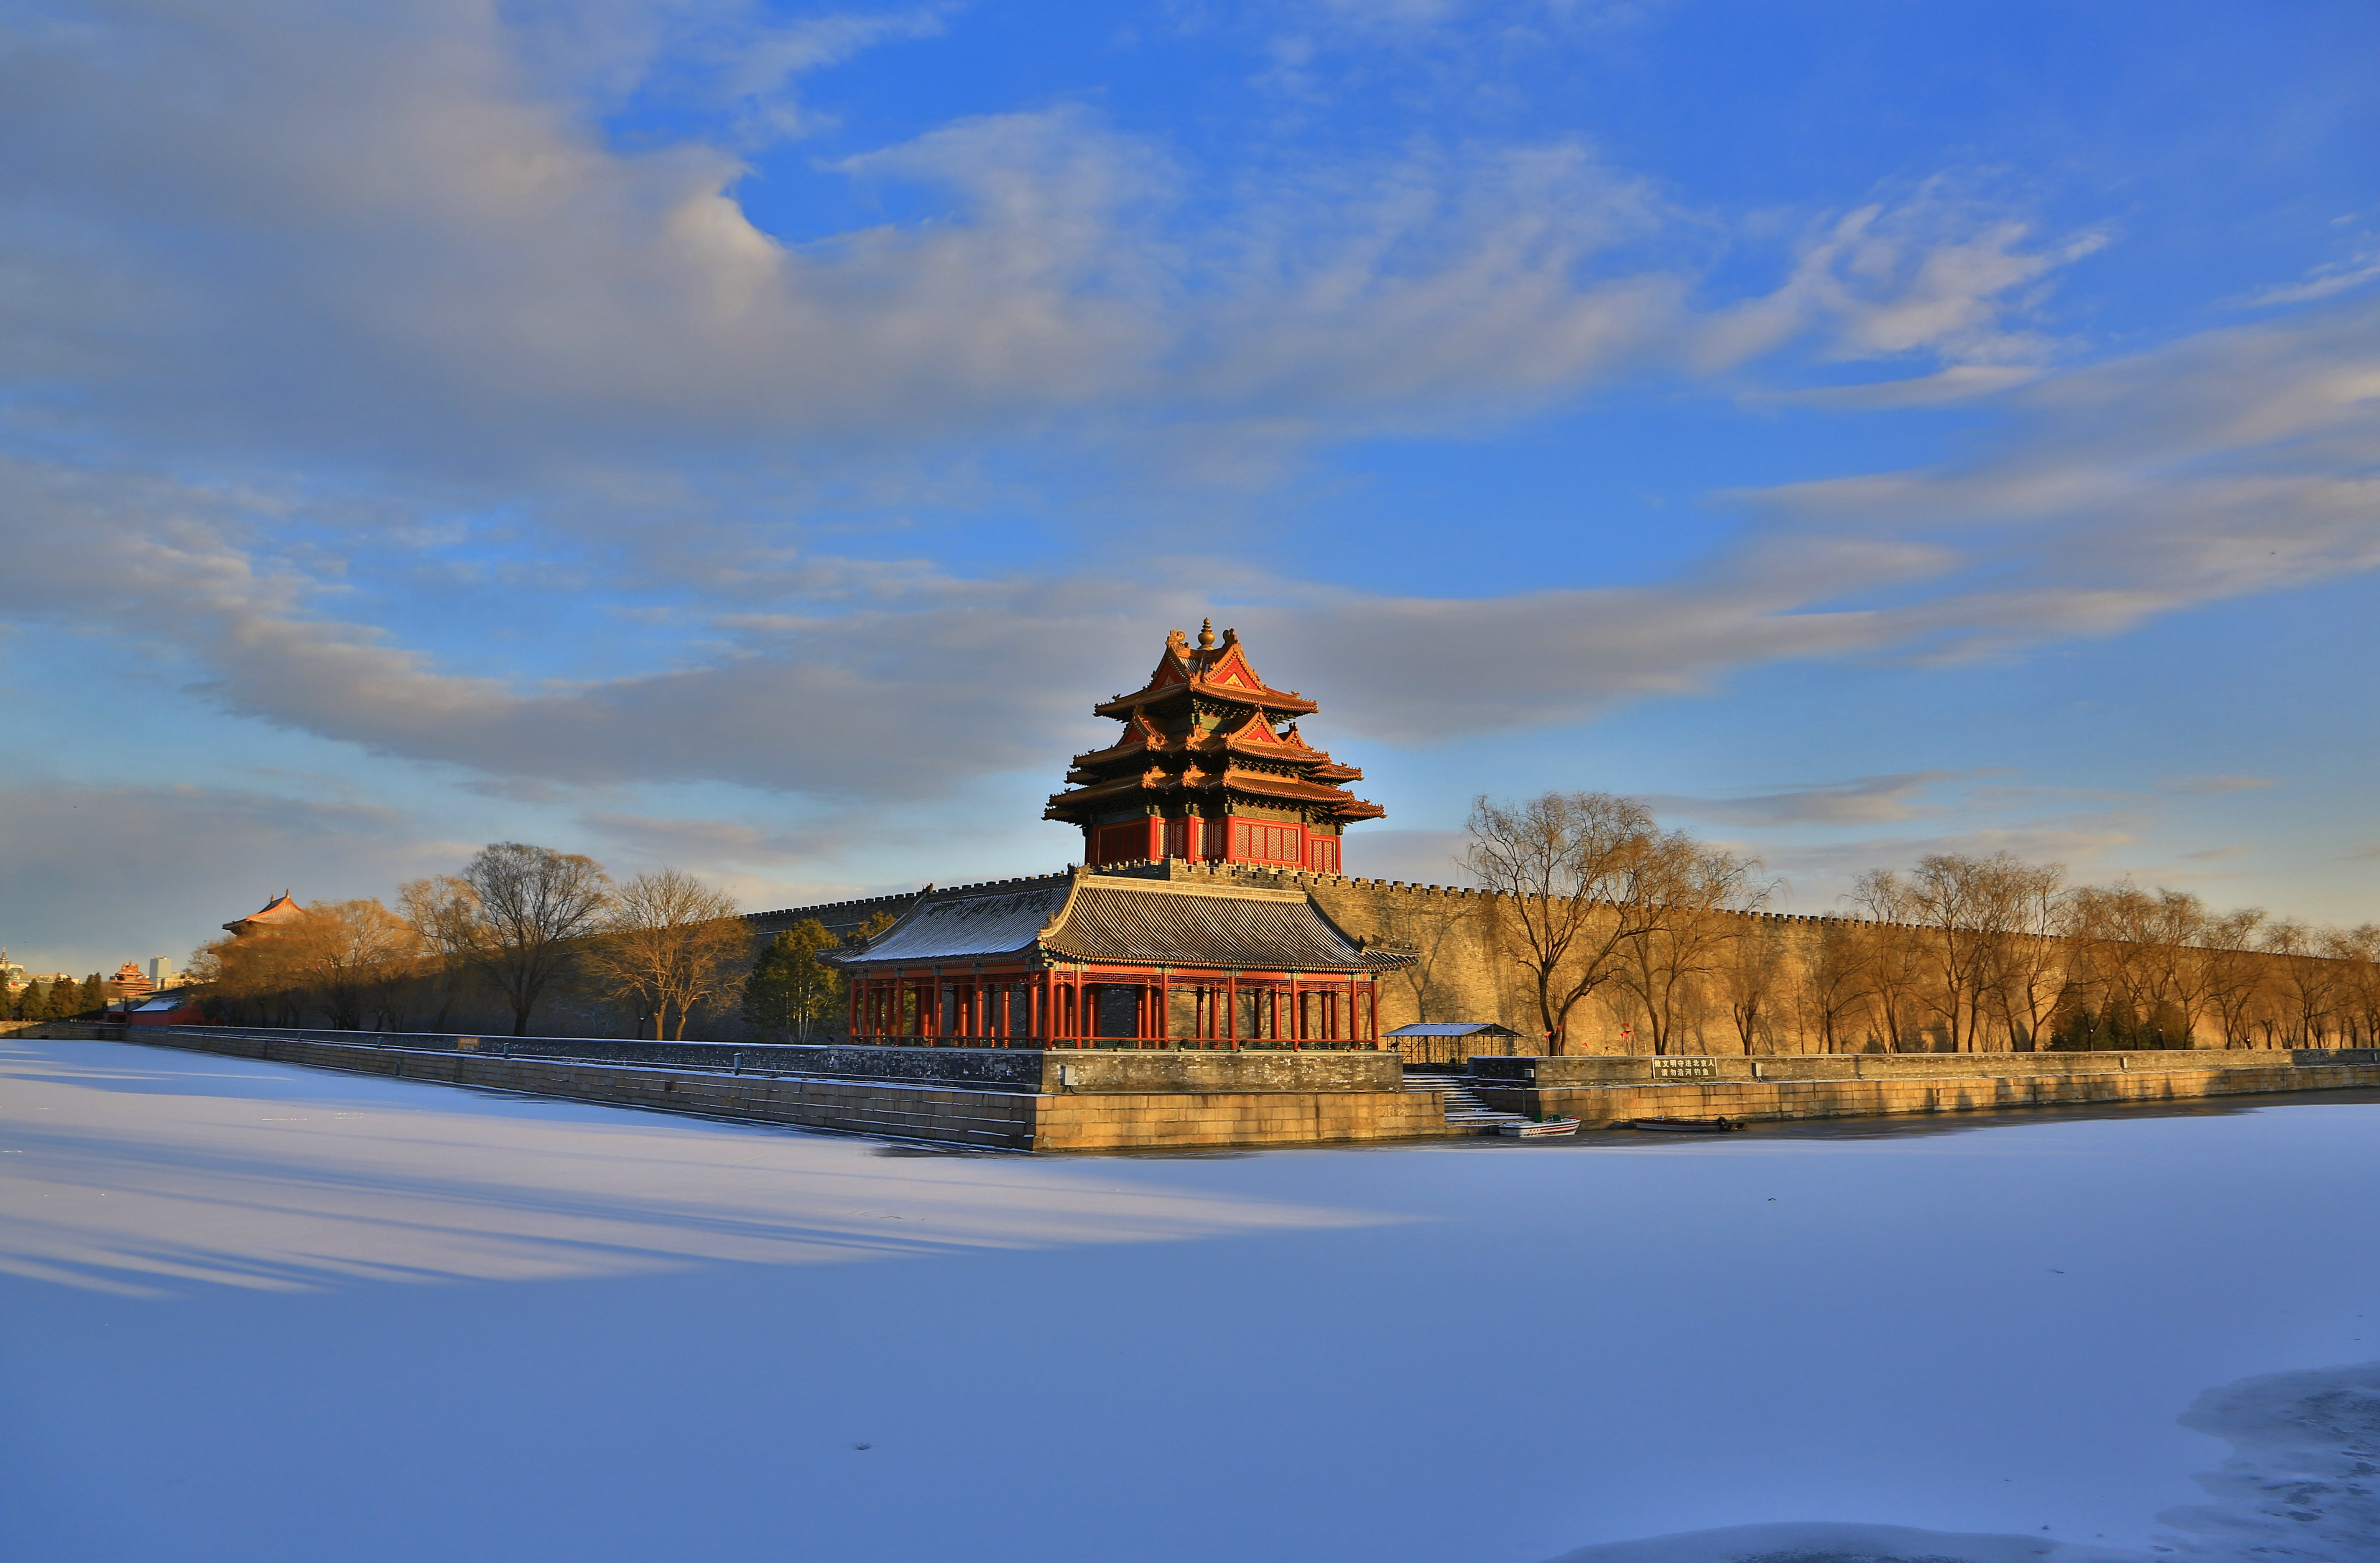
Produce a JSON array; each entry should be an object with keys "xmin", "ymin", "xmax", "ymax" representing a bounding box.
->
[{"xmin": 3, "ymin": 1033, "xmax": 2374, "ymax": 1563}]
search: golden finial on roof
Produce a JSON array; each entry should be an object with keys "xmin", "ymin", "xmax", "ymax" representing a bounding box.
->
[{"xmin": 1197, "ymin": 617, "xmax": 1217, "ymax": 650}]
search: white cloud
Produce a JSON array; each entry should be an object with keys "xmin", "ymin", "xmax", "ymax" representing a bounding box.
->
[
  {"xmin": 1643, "ymin": 772, "xmax": 1976, "ymax": 828},
  {"xmin": 0, "ymin": 781, "xmax": 457, "ymax": 974},
  {"xmin": 0, "ymin": 2, "xmax": 2103, "ymax": 487},
  {"xmin": 10, "ymin": 277, "xmax": 2377, "ymax": 801},
  {"xmin": 1698, "ymin": 187, "xmax": 2109, "ymax": 378},
  {"xmin": 2, "ymin": 0, "xmax": 2372, "ymax": 865}
]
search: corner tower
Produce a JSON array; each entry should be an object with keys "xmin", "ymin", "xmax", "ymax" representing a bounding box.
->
[{"xmin": 1044, "ymin": 620, "xmax": 1385, "ymax": 871}]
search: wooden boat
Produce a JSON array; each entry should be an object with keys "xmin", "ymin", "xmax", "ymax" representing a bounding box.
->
[
  {"xmin": 1626, "ymin": 1115, "xmax": 1743, "ymax": 1133},
  {"xmin": 1499, "ymin": 1116, "xmax": 1582, "ymax": 1138}
]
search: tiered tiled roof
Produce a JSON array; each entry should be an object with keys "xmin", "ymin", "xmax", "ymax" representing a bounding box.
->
[{"xmin": 1044, "ymin": 622, "xmax": 1385, "ymax": 838}]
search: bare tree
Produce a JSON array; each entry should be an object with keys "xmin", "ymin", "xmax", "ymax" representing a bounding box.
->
[
  {"xmin": 1616, "ymin": 852, "xmax": 1771, "ymax": 1056},
  {"xmin": 1980, "ymin": 859, "xmax": 2069, "ymax": 1051},
  {"xmin": 1797, "ymin": 918, "xmax": 1878, "ymax": 1053},
  {"xmin": 1857, "ymin": 853, "xmax": 2062, "ymax": 1052},
  {"xmin": 2202, "ymin": 908, "xmax": 2270, "ymax": 1047},
  {"xmin": 2262, "ymin": 918, "xmax": 2341, "ymax": 1046},
  {"xmin": 1857, "ymin": 917, "xmax": 1931, "ymax": 1052},
  {"xmin": 1375, "ymin": 893, "xmax": 1474, "ymax": 1025},
  {"xmin": 457, "ymin": 843, "xmax": 614, "ymax": 1036},
  {"xmin": 1465, "ymin": 792, "xmax": 1758, "ymax": 1054},
  {"xmin": 583, "ymin": 869, "xmax": 744, "ymax": 1040},
  {"xmin": 2332, "ymin": 925, "xmax": 2380, "ymax": 1047},
  {"xmin": 398, "ymin": 875, "xmax": 481, "ymax": 1031},
  {"xmin": 1722, "ymin": 917, "xmax": 1790, "ymax": 1054},
  {"xmin": 300, "ymin": 900, "xmax": 419, "ymax": 1030}
]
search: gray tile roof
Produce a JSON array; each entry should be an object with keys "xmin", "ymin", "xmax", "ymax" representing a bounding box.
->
[
  {"xmin": 1045, "ymin": 881, "xmax": 1407, "ymax": 972},
  {"xmin": 834, "ymin": 871, "xmax": 1410, "ymax": 973},
  {"xmin": 844, "ymin": 882, "xmax": 1071, "ymax": 965}
]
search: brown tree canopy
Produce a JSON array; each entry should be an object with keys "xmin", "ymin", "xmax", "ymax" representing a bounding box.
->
[
  {"xmin": 582, "ymin": 868, "xmax": 744, "ymax": 1040},
  {"xmin": 457, "ymin": 843, "xmax": 614, "ymax": 1036}
]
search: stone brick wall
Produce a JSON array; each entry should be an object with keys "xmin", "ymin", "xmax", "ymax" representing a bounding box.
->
[
  {"xmin": 1481, "ymin": 1060, "xmax": 2380, "ymax": 1127},
  {"xmin": 90, "ymin": 1025, "xmax": 2380, "ymax": 1151},
  {"xmin": 110, "ymin": 1026, "xmax": 1462, "ymax": 1152}
]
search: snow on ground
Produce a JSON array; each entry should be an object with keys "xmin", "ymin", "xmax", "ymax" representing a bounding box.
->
[{"xmin": 3, "ymin": 1033, "xmax": 2377, "ymax": 1563}]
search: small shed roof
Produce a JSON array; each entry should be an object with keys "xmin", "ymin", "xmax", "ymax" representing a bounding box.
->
[{"xmin": 1384, "ymin": 1022, "xmax": 1524, "ymax": 1038}]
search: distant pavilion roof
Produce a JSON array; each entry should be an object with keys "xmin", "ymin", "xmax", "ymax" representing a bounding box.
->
[
  {"xmin": 1384, "ymin": 1022, "xmax": 1524, "ymax": 1038},
  {"xmin": 832, "ymin": 870, "xmax": 1410, "ymax": 974},
  {"xmin": 222, "ymin": 891, "xmax": 306, "ymax": 936}
]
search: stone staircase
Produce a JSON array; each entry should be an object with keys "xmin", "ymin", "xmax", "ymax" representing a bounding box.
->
[{"xmin": 1402, "ymin": 1071, "xmax": 1532, "ymax": 1132}]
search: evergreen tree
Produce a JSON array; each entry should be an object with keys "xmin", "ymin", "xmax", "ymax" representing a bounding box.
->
[
  {"xmin": 79, "ymin": 974, "xmax": 104, "ymax": 1016},
  {"xmin": 2047, "ymin": 997, "xmax": 2095, "ymax": 1052},
  {"xmin": 8, "ymin": 981, "xmax": 35, "ymax": 1021},
  {"xmin": 742, "ymin": 920, "xmax": 844, "ymax": 1043}
]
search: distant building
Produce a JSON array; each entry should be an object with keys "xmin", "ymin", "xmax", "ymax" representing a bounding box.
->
[
  {"xmin": 149, "ymin": 956, "xmax": 175, "ymax": 987},
  {"xmin": 222, "ymin": 892, "xmax": 306, "ymax": 937},
  {"xmin": 824, "ymin": 624, "xmax": 1411, "ymax": 1048},
  {"xmin": 110, "ymin": 961, "xmax": 154, "ymax": 997},
  {"xmin": 127, "ymin": 992, "xmax": 207, "ymax": 1027}
]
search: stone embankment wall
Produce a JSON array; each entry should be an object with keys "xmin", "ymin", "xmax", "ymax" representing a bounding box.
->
[
  {"xmin": 1469, "ymin": 1048, "xmax": 2380, "ymax": 1085},
  {"xmin": 105, "ymin": 1027, "xmax": 1452, "ymax": 1152},
  {"xmin": 62, "ymin": 1025, "xmax": 2380, "ymax": 1150},
  {"xmin": 1477, "ymin": 1057, "xmax": 2380, "ymax": 1127}
]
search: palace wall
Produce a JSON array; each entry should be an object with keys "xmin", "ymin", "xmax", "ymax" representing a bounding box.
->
[
  {"xmin": 740, "ymin": 859, "xmax": 2365, "ymax": 1055},
  {"xmin": 347, "ymin": 861, "xmax": 2342, "ymax": 1056}
]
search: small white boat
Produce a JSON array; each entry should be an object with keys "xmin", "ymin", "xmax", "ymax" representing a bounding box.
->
[{"xmin": 1499, "ymin": 1116, "xmax": 1581, "ymax": 1139}]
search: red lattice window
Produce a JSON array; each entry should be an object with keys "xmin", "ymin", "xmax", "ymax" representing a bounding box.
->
[{"xmin": 1231, "ymin": 821, "xmax": 1308, "ymax": 864}]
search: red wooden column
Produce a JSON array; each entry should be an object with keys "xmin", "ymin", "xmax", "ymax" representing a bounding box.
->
[
  {"xmin": 1226, "ymin": 971, "xmax": 1240, "ymax": 1050},
  {"xmin": 1157, "ymin": 968, "xmax": 1171, "ymax": 1049}
]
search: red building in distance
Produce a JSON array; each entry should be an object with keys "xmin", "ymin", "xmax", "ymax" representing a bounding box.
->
[
  {"xmin": 1044, "ymin": 621, "xmax": 1385, "ymax": 873},
  {"xmin": 831, "ymin": 622, "xmax": 1411, "ymax": 1048}
]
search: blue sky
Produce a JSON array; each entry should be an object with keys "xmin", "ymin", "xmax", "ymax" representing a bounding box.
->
[{"xmin": 3, "ymin": 0, "xmax": 2377, "ymax": 972}]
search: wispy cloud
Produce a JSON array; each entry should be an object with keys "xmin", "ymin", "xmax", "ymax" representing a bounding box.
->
[
  {"xmin": 2157, "ymin": 775, "xmax": 2277, "ymax": 795},
  {"xmin": 10, "ymin": 284, "xmax": 2379, "ymax": 800},
  {"xmin": 0, "ymin": 782, "xmax": 457, "ymax": 971},
  {"xmin": 1643, "ymin": 772, "xmax": 1977, "ymax": 828}
]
